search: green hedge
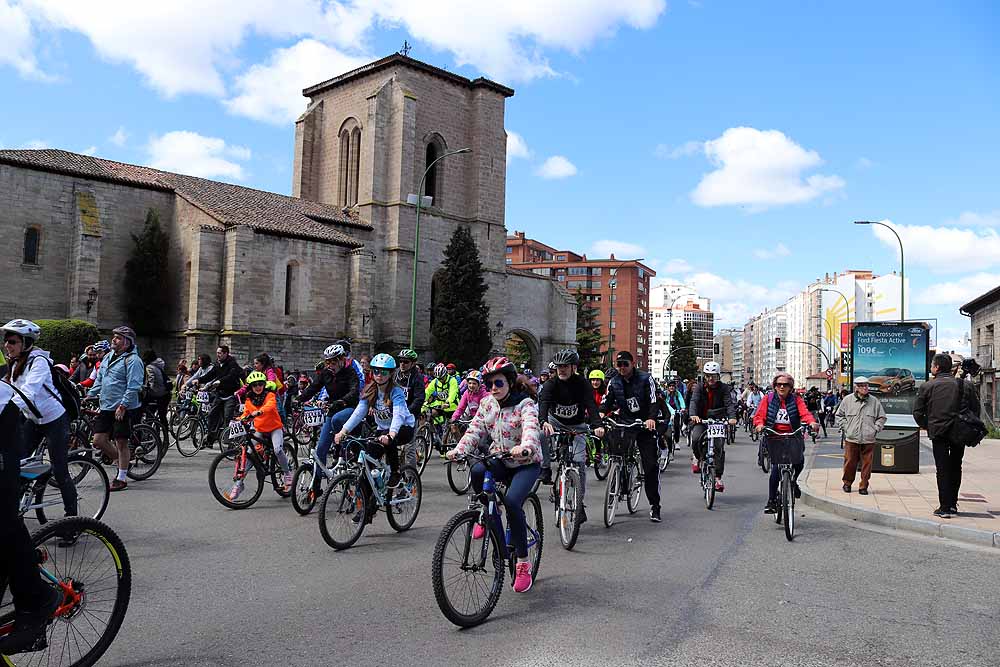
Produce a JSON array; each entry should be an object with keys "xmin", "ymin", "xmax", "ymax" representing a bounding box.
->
[{"xmin": 36, "ymin": 319, "xmax": 101, "ymax": 365}]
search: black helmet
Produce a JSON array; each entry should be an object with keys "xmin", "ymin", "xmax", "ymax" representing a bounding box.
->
[{"xmin": 552, "ymin": 348, "xmax": 580, "ymax": 366}]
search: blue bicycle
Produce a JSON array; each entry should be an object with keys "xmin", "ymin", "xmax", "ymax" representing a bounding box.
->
[{"xmin": 431, "ymin": 451, "xmax": 544, "ymax": 627}]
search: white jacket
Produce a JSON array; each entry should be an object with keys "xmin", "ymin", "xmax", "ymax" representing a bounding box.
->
[{"xmin": 11, "ymin": 348, "xmax": 66, "ymax": 425}]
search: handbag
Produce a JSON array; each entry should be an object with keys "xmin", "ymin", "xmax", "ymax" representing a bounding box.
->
[{"xmin": 947, "ymin": 378, "xmax": 987, "ymax": 448}]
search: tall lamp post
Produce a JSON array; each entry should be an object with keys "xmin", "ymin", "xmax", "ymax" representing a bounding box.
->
[
  {"xmin": 854, "ymin": 220, "xmax": 904, "ymax": 321},
  {"xmin": 407, "ymin": 147, "xmax": 472, "ymax": 348},
  {"xmin": 607, "ymin": 257, "xmax": 644, "ymax": 367}
]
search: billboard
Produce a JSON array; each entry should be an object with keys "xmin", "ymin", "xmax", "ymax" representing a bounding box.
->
[{"xmin": 851, "ymin": 322, "xmax": 930, "ymax": 416}]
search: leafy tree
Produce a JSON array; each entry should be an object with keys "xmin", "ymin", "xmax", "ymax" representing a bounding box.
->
[
  {"xmin": 431, "ymin": 226, "xmax": 492, "ymax": 368},
  {"xmin": 124, "ymin": 209, "xmax": 170, "ymax": 335},
  {"xmin": 574, "ymin": 290, "xmax": 604, "ymax": 372},
  {"xmin": 670, "ymin": 322, "xmax": 698, "ymax": 382},
  {"xmin": 504, "ymin": 334, "xmax": 531, "ymax": 367}
]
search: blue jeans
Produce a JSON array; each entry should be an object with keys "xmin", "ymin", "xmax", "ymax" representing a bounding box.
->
[
  {"xmin": 22, "ymin": 414, "xmax": 77, "ymax": 516},
  {"xmin": 768, "ymin": 462, "xmax": 804, "ymax": 502},
  {"xmin": 470, "ymin": 461, "xmax": 540, "ymax": 559},
  {"xmin": 316, "ymin": 407, "xmax": 356, "ymax": 466}
]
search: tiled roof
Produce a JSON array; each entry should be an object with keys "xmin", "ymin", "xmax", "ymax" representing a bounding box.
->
[{"xmin": 0, "ymin": 149, "xmax": 370, "ymax": 247}]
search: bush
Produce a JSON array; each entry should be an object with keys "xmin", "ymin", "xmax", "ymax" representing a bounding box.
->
[{"xmin": 36, "ymin": 319, "xmax": 101, "ymax": 364}]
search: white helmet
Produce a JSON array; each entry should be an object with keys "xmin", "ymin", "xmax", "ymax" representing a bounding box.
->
[
  {"xmin": 323, "ymin": 344, "xmax": 346, "ymax": 360},
  {"xmin": 2, "ymin": 319, "xmax": 41, "ymax": 348},
  {"xmin": 703, "ymin": 361, "xmax": 721, "ymax": 376}
]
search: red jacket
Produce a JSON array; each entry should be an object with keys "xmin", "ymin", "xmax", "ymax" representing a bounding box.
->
[{"xmin": 753, "ymin": 392, "xmax": 816, "ymax": 433}]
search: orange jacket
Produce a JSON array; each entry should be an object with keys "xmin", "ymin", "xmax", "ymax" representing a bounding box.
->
[{"xmin": 240, "ymin": 391, "xmax": 282, "ymax": 433}]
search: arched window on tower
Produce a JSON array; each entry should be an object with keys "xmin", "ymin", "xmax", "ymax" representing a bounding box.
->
[
  {"xmin": 23, "ymin": 227, "xmax": 40, "ymax": 265},
  {"xmin": 349, "ymin": 127, "xmax": 361, "ymax": 206},
  {"xmin": 338, "ymin": 131, "xmax": 350, "ymax": 207},
  {"xmin": 424, "ymin": 141, "xmax": 440, "ymax": 204},
  {"xmin": 284, "ymin": 261, "xmax": 299, "ymax": 316},
  {"xmin": 338, "ymin": 118, "xmax": 361, "ymax": 207}
]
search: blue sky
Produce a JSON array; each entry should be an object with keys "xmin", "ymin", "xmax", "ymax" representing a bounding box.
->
[{"xmin": 3, "ymin": 1, "xmax": 998, "ymax": 350}]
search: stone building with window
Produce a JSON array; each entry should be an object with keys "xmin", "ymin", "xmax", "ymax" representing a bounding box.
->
[{"xmin": 0, "ymin": 54, "xmax": 575, "ymax": 369}]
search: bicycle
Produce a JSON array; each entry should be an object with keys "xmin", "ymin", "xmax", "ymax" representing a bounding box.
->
[
  {"xmin": 762, "ymin": 426, "xmax": 808, "ymax": 541},
  {"xmin": 317, "ymin": 435, "xmax": 422, "ymax": 550},
  {"xmin": 207, "ymin": 417, "xmax": 298, "ymax": 510},
  {"xmin": 174, "ymin": 389, "xmax": 236, "ymax": 457},
  {"xmin": 18, "ymin": 440, "xmax": 110, "ymax": 525},
  {"xmin": 445, "ymin": 418, "xmax": 474, "ymax": 495},
  {"xmin": 656, "ymin": 419, "xmax": 674, "ymax": 472},
  {"xmin": 695, "ymin": 413, "xmax": 729, "ymax": 510},
  {"xmin": 586, "ymin": 431, "xmax": 610, "ymax": 480},
  {"xmin": 602, "ymin": 418, "xmax": 646, "ymax": 527},
  {"xmin": 431, "ymin": 451, "xmax": 543, "ymax": 627},
  {"xmin": 757, "ymin": 435, "xmax": 770, "ymax": 473},
  {"xmin": 286, "ymin": 400, "xmax": 325, "ymax": 458},
  {"xmin": 549, "ymin": 428, "xmax": 589, "ymax": 550},
  {"xmin": 0, "ymin": 516, "xmax": 131, "ymax": 666},
  {"xmin": 290, "ymin": 446, "xmax": 347, "ymax": 516},
  {"xmin": 412, "ymin": 407, "xmax": 452, "ymax": 475}
]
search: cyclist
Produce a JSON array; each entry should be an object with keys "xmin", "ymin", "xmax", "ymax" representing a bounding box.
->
[
  {"xmin": 805, "ymin": 387, "xmax": 823, "ymax": 436},
  {"xmin": 78, "ymin": 339, "xmax": 111, "ymax": 389},
  {"xmin": 664, "ymin": 380, "xmax": 686, "ymax": 446},
  {"xmin": 588, "ymin": 369, "xmax": 606, "ymax": 407},
  {"xmin": 753, "ymin": 372, "xmax": 818, "ymax": 513},
  {"xmin": 141, "ymin": 349, "xmax": 171, "ymax": 449},
  {"xmin": 746, "ymin": 382, "xmax": 765, "ymax": 416},
  {"xmin": 70, "ymin": 345, "xmax": 98, "ymax": 385},
  {"xmin": 451, "ymin": 370, "xmax": 487, "ymax": 430},
  {"xmin": 87, "ymin": 326, "xmax": 145, "ymax": 492},
  {"xmin": 230, "ymin": 371, "xmax": 292, "ymax": 500},
  {"xmin": 335, "ymin": 353, "xmax": 415, "ymax": 504},
  {"xmin": 687, "ymin": 361, "xmax": 737, "ymax": 493},
  {"xmin": 601, "ymin": 351, "xmax": 662, "ymax": 522},
  {"xmin": 2, "ymin": 319, "xmax": 76, "ymax": 517},
  {"xmin": 446, "ymin": 356, "xmax": 541, "ymax": 594},
  {"xmin": 538, "ymin": 349, "xmax": 605, "ymax": 514},
  {"xmin": 823, "ymin": 389, "xmax": 838, "ymax": 427},
  {"xmin": 424, "ymin": 363, "xmax": 459, "ymax": 447},
  {"xmin": 195, "ymin": 345, "xmax": 245, "ymax": 451},
  {"xmin": 299, "ymin": 344, "xmax": 362, "ymax": 489},
  {"xmin": 395, "ymin": 349, "xmax": 426, "ymax": 419}
]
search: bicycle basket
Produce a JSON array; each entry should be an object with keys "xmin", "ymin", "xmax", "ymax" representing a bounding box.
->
[
  {"xmin": 605, "ymin": 427, "xmax": 636, "ymax": 457},
  {"xmin": 766, "ymin": 435, "xmax": 805, "ymax": 466}
]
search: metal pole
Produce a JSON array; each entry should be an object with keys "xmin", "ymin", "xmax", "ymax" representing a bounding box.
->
[
  {"xmin": 408, "ymin": 148, "xmax": 472, "ymax": 349},
  {"xmin": 854, "ymin": 221, "xmax": 904, "ymax": 321}
]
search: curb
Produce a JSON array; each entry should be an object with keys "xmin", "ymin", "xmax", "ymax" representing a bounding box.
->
[{"xmin": 798, "ymin": 470, "xmax": 1000, "ymax": 549}]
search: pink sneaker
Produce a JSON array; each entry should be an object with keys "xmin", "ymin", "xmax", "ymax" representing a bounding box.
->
[
  {"xmin": 282, "ymin": 472, "xmax": 293, "ymax": 492},
  {"xmin": 472, "ymin": 523, "xmax": 485, "ymax": 540},
  {"xmin": 513, "ymin": 561, "xmax": 533, "ymax": 593},
  {"xmin": 714, "ymin": 480, "xmax": 725, "ymax": 492},
  {"xmin": 691, "ymin": 462, "xmax": 700, "ymax": 474}
]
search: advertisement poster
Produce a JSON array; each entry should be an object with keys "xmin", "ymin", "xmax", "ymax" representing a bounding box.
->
[{"xmin": 851, "ymin": 322, "xmax": 930, "ymax": 415}]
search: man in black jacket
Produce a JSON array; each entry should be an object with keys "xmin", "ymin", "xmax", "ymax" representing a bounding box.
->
[
  {"xmin": 688, "ymin": 361, "xmax": 737, "ymax": 492},
  {"xmin": 913, "ymin": 354, "xmax": 980, "ymax": 517},
  {"xmin": 196, "ymin": 345, "xmax": 245, "ymax": 450},
  {"xmin": 299, "ymin": 344, "xmax": 361, "ymax": 486},
  {"xmin": 601, "ymin": 351, "xmax": 662, "ymax": 522}
]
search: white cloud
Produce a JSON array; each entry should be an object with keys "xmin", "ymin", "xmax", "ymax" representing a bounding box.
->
[
  {"xmin": 936, "ymin": 327, "xmax": 970, "ymax": 355},
  {"xmin": 856, "ymin": 157, "xmax": 874, "ymax": 169},
  {"xmin": 753, "ymin": 242, "xmax": 791, "ymax": 260},
  {"xmin": 21, "ymin": 139, "xmax": 49, "ymax": 149},
  {"xmin": 590, "ymin": 240, "xmax": 644, "ymax": 258},
  {"xmin": 691, "ymin": 127, "xmax": 845, "ymax": 209},
  {"xmin": 870, "ymin": 219, "xmax": 1000, "ymax": 274},
  {"xmin": 537, "ymin": 155, "xmax": 577, "ymax": 179},
  {"xmin": 147, "ymin": 131, "xmax": 250, "ymax": 181},
  {"xmin": 506, "ymin": 131, "xmax": 530, "ymax": 161},
  {"xmin": 944, "ymin": 210, "xmax": 1000, "ymax": 227},
  {"xmin": 109, "ymin": 126, "xmax": 128, "ymax": 147},
  {"xmin": 81, "ymin": 145, "xmax": 98, "ymax": 155},
  {"xmin": 659, "ymin": 258, "xmax": 694, "ymax": 274},
  {"xmin": 654, "ymin": 140, "xmax": 701, "ymax": 159},
  {"xmin": 0, "ymin": 0, "xmax": 50, "ymax": 79},
  {"xmin": 916, "ymin": 273, "xmax": 1000, "ymax": 306},
  {"xmin": 670, "ymin": 271, "xmax": 798, "ymax": 327},
  {"xmin": 224, "ymin": 39, "xmax": 369, "ymax": 125}
]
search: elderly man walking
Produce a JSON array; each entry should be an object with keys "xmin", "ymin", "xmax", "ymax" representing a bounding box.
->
[{"xmin": 836, "ymin": 376, "xmax": 887, "ymax": 495}]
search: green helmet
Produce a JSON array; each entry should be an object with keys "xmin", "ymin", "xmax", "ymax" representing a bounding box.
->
[
  {"xmin": 398, "ymin": 349, "xmax": 418, "ymax": 361},
  {"xmin": 247, "ymin": 371, "xmax": 268, "ymax": 385}
]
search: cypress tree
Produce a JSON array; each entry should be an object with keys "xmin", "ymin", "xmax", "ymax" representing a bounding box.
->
[
  {"xmin": 574, "ymin": 290, "xmax": 605, "ymax": 372},
  {"xmin": 124, "ymin": 209, "xmax": 170, "ymax": 335},
  {"xmin": 431, "ymin": 226, "xmax": 492, "ymax": 368},
  {"xmin": 670, "ymin": 322, "xmax": 698, "ymax": 382}
]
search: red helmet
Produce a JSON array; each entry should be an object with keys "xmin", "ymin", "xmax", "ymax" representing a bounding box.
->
[
  {"xmin": 482, "ymin": 356, "xmax": 516, "ymax": 382},
  {"xmin": 446, "ymin": 363, "xmax": 456, "ymax": 371}
]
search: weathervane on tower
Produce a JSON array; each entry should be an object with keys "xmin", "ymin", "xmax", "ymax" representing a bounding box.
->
[{"xmin": 400, "ymin": 41, "xmax": 412, "ymax": 57}]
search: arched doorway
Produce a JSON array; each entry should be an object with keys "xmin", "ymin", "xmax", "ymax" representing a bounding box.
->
[{"xmin": 504, "ymin": 329, "xmax": 539, "ymax": 373}]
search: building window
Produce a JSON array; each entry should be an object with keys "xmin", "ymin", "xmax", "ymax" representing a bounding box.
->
[
  {"xmin": 349, "ymin": 127, "xmax": 361, "ymax": 205},
  {"xmin": 568, "ymin": 267, "xmax": 587, "ymax": 276},
  {"xmin": 283, "ymin": 262, "xmax": 298, "ymax": 315},
  {"xmin": 338, "ymin": 118, "xmax": 361, "ymax": 207},
  {"xmin": 610, "ymin": 321, "xmax": 616, "ymax": 329},
  {"xmin": 505, "ymin": 257, "xmax": 512, "ymax": 265},
  {"xmin": 557, "ymin": 255, "xmax": 566, "ymax": 261},
  {"xmin": 638, "ymin": 268, "xmax": 645, "ymax": 279},
  {"xmin": 610, "ymin": 294, "xmax": 617, "ymax": 302},
  {"xmin": 590, "ymin": 267, "xmax": 602, "ymax": 275},
  {"xmin": 22, "ymin": 227, "xmax": 40, "ymax": 265},
  {"xmin": 506, "ymin": 246, "xmax": 513, "ymax": 254},
  {"xmin": 425, "ymin": 141, "xmax": 440, "ymax": 202}
]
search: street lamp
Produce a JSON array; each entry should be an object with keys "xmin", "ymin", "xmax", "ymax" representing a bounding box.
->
[
  {"xmin": 664, "ymin": 291, "xmax": 690, "ymax": 371},
  {"xmin": 408, "ymin": 147, "xmax": 473, "ymax": 348},
  {"xmin": 854, "ymin": 220, "xmax": 904, "ymax": 321},
  {"xmin": 607, "ymin": 257, "xmax": 644, "ymax": 365}
]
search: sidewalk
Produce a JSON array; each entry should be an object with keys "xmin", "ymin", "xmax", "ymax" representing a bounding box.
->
[{"xmin": 800, "ymin": 437, "xmax": 1000, "ymax": 549}]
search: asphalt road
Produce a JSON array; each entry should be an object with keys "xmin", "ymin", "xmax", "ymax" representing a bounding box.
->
[{"xmin": 47, "ymin": 429, "xmax": 999, "ymax": 667}]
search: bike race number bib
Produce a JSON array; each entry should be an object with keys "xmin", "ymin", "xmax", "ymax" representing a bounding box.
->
[
  {"xmin": 303, "ymin": 407, "xmax": 324, "ymax": 427},
  {"xmin": 707, "ymin": 423, "xmax": 727, "ymax": 439},
  {"xmin": 627, "ymin": 397, "xmax": 640, "ymax": 413},
  {"xmin": 552, "ymin": 403, "xmax": 580, "ymax": 420},
  {"xmin": 227, "ymin": 420, "xmax": 245, "ymax": 439},
  {"xmin": 775, "ymin": 408, "xmax": 790, "ymax": 425},
  {"xmin": 197, "ymin": 391, "xmax": 211, "ymax": 410}
]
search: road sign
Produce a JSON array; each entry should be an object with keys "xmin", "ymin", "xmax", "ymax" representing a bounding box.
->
[{"xmin": 825, "ymin": 369, "xmax": 834, "ymax": 379}]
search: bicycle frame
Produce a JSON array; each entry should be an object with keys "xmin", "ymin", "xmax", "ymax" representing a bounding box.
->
[{"xmin": 465, "ymin": 454, "xmax": 541, "ymax": 569}]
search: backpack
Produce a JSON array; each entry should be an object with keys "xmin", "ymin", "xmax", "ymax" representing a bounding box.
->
[
  {"xmin": 948, "ymin": 378, "xmax": 987, "ymax": 448},
  {"xmin": 28, "ymin": 355, "xmax": 81, "ymax": 421}
]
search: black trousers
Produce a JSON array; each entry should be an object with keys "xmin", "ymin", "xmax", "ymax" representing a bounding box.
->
[
  {"xmin": 635, "ymin": 431, "xmax": 661, "ymax": 509},
  {"xmin": 931, "ymin": 438, "xmax": 966, "ymax": 510},
  {"xmin": 690, "ymin": 423, "xmax": 726, "ymax": 477},
  {"xmin": 206, "ymin": 395, "xmax": 238, "ymax": 445},
  {"xmin": 1, "ymin": 448, "xmax": 54, "ymax": 615}
]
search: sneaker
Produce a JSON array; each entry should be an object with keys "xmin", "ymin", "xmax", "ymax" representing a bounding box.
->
[
  {"xmin": 858, "ymin": 488, "xmax": 869, "ymax": 496},
  {"xmin": 472, "ymin": 523, "xmax": 485, "ymax": 540},
  {"xmin": 0, "ymin": 585, "xmax": 62, "ymax": 655},
  {"xmin": 949, "ymin": 505, "xmax": 959, "ymax": 516},
  {"xmin": 513, "ymin": 562, "xmax": 533, "ymax": 593},
  {"xmin": 282, "ymin": 472, "xmax": 293, "ymax": 492},
  {"xmin": 579, "ymin": 506, "xmax": 588, "ymax": 524},
  {"xmin": 691, "ymin": 462, "xmax": 700, "ymax": 474},
  {"xmin": 649, "ymin": 506, "xmax": 661, "ymax": 522},
  {"xmin": 110, "ymin": 479, "xmax": 127, "ymax": 492},
  {"xmin": 932, "ymin": 507, "xmax": 950, "ymax": 518},
  {"xmin": 714, "ymin": 480, "xmax": 725, "ymax": 492},
  {"xmin": 225, "ymin": 481, "xmax": 244, "ymax": 501},
  {"xmin": 387, "ymin": 471, "xmax": 402, "ymax": 488},
  {"xmin": 842, "ymin": 484, "xmax": 851, "ymax": 493},
  {"xmin": 793, "ymin": 483, "xmax": 802, "ymax": 499},
  {"xmin": 764, "ymin": 500, "xmax": 778, "ymax": 514}
]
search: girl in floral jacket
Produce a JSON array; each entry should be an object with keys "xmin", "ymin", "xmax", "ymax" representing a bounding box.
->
[{"xmin": 447, "ymin": 357, "xmax": 541, "ymax": 594}]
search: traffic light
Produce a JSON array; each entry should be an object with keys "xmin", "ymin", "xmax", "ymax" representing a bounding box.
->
[
  {"xmin": 774, "ymin": 337, "xmax": 781, "ymax": 350},
  {"xmin": 713, "ymin": 342, "xmax": 720, "ymax": 355}
]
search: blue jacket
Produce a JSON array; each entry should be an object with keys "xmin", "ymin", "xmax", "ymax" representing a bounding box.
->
[
  {"xmin": 342, "ymin": 385, "xmax": 415, "ymax": 434},
  {"xmin": 88, "ymin": 347, "xmax": 145, "ymax": 411}
]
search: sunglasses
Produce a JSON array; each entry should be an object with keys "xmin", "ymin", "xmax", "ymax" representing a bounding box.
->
[
  {"xmin": 3, "ymin": 338, "xmax": 18, "ymax": 346},
  {"xmin": 373, "ymin": 368, "xmax": 392, "ymax": 377},
  {"xmin": 616, "ymin": 361, "xmax": 631, "ymax": 368},
  {"xmin": 775, "ymin": 382, "xmax": 792, "ymax": 388},
  {"xmin": 484, "ymin": 378, "xmax": 506, "ymax": 389}
]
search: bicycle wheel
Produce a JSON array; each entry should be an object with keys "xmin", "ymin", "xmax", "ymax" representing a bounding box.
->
[
  {"xmin": 412, "ymin": 425, "xmax": 432, "ymax": 476},
  {"xmin": 782, "ymin": 470, "xmax": 795, "ymax": 541},
  {"xmin": 446, "ymin": 458, "xmax": 472, "ymax": 495},
  {"xmin": 703, "ymin": 464, "xmax": 716, "ymax": 510},
  {"xmin": 522, "ymin": 493, "xmax": 544, "ymax": 580},
  {"xmin": 386, "ymin": 466, "xmax": 422, "ymax": 532},
  {"xmin": 625, "ymin": 456, "xmax": 642, "ymax": 514},
  {"xmin": 431, "ymin": 509, "xmax": 505, "ymax": 628},
  {"xmin": 268, "ymin": 443, "xmax": 298, "ymax": 498},
  {"xmin": 34, "ymin": 457, "xmax": 110, "ymax": 524},
  {"xmin": 317, "ymin": 473, "xmax": 367, "ymax": 550},
  {"xmin": 592, "ymin": 440, "xmax": 610, "ymax": 481},
  {"xmin": 126, "ymin": 424, "xmax": 162, "ymax": 481},
  {"xmin": 603, "ymin": 459, "xmax": 620, "ymax": 527},
  {"xmin": 556, "ymin": 467, "xmax": 582, "ymax": 550},
  {"xmin": 291, "ymin": 463, "xmax": 318, "ymax": 515},
  {"xmin": 208, "ymin": 448, "xmax": 265, "ymax": 509},
  {"xmin": 174, "ymin": 415, "xmax": 201, "ymax": 457},
  {"xmin": 0, "ymin": 516, "xmax": 131, "ymax": 667}
]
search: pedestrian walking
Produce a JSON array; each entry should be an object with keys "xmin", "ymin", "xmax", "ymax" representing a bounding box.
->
[
  {"xmin": 835, "ymin": 377, "xmax": 887, "ymax": 495},
  {"xmin": 913, "ymin": 353, "xmax": 981, "ymax": 518}
]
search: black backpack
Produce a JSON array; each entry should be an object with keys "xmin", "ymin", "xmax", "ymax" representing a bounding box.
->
[
  {"xmin": 27, "ymin": 355, "xmax": 81, "ymax": 421},
  {"xmin": 948, "ymin": 378, "xmax": 987, "ymax": 448}
]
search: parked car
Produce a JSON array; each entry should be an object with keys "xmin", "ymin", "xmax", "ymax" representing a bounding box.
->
[{"xmin": 867, "ymin": 367, "xmax": 916, "ymax": 395}]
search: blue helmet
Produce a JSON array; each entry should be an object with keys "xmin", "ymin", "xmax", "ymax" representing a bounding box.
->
[{"xmin": 370, "ymin": 353, "xmax": 397, "ymax": 370}]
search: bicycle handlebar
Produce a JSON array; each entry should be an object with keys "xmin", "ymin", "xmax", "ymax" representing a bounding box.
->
[
  {"xmin": 762, "ymin": 426, "xmax": 810, "ymax": 437},
  {"xmin": 603, "ymin": 417, "xmax": 645, "ymax": 429}
]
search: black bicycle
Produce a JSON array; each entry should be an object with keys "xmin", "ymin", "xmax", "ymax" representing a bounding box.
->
[
  {"xmin": 763, "ymin": 426, "xmax": 807, "ymax": 541},
  {"xmin": 549, "ymin": 428, "xmax": 590, "ymax": 550},
  {"xmin": 602, "ymin": 418, "xmax": 645, "ymax": 527}
]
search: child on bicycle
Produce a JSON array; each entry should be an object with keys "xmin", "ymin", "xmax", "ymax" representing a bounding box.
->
[
  {"xmin": 450, "ymin": 370, "xmax": 487, "ymax": 433},
  {"xmin": 446, "ymin": 356, "xmax": 541, "ymax": 594},
  {"xmin": 229, "ymin": 371, "xmax": 292, "ymax": 500}
]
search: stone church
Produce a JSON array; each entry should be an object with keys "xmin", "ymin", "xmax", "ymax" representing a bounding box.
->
[{"xmin": 0, "ymin": 54, "xmax": 576, "ymax": 370}]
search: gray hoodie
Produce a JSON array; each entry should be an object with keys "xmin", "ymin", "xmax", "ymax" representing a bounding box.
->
[{"xmin": 145, "ymin": 358, "xmax": 169, "ymax": 399}]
